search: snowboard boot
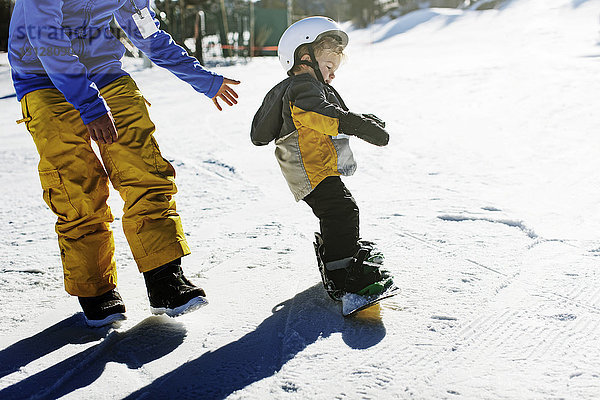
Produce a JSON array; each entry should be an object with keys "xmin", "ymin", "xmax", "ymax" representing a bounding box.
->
[
  {"xmin": 314, "ymin": 233, "xmax": 392, "ymax": 300},
  {"xmin": 143, "ymin": 258, "xmax": 208, "ymax": 317},
  {"xmin": 78, "ymin": 289, "xmax": 127, "ymax": 328}
]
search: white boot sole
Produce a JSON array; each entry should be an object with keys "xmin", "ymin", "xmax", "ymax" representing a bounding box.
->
[
  {"xmin": 150, "ymin": 296, "xmax": 209, "ymax": 317},
  {"xmin": 84, "ymin": 312, "xmax": 127, "ymax": 328}
]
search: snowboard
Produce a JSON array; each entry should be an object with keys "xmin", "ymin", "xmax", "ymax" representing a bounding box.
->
[{"xmin": 341, "ymin": 284, "xmax": 400, "ymax": 317}]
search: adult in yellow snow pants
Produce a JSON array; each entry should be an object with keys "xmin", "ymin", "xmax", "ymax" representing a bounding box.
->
[{"xmin": 20, "ymin": 76, "xmax": 189, "ymax": 297}]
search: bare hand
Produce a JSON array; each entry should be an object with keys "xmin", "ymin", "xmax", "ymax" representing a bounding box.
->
[
  {"xmin": 212, "ymin": 78, "xmax": 240, "ymax": 111},
  {"xmin": 86, "ymin": 112, "xmax": 118, "ymax": 144}
]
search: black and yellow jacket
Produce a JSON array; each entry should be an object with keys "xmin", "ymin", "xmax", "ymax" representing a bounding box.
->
[{"xmin": 251, "ymin": 74, "xmax": 357, "ymax": 201}]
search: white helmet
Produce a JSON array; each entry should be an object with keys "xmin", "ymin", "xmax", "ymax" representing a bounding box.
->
[{"xmin": 278, "ymin": 16, "xmax": 349, "ymax": 75}]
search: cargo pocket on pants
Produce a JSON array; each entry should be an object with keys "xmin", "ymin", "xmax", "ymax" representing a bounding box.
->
[
  {"xmin": 39, "ymin": 169, "xmax": 81, "ymax": 222},
  {"xmin": 150, "ymin": 137, "xmax": 176, "ymax": 180}
]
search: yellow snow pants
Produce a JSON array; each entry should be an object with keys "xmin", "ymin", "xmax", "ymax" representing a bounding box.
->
[{"xmin": 20, "ymin": 76, "xmax": 190, "ymax": 297}]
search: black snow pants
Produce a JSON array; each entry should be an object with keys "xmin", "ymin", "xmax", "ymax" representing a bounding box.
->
[{"xmin": 303, "ymin": 176, "xmax": 360, "ymax": 263}]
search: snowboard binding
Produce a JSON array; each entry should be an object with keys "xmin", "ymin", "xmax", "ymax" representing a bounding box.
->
[
  {"xmin": 314, "ymin": 233, "xmax": 400, "ymax": 317},
  {"xmin": 313, "ymin": 233, "xmax": 391, "ymax": 301},
  {"xmin": 314, "ymin": 232, "xmax": 345, "ymax": 301}
]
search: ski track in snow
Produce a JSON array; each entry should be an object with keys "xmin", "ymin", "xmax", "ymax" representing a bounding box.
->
[{"xmin": 2, "ymin": 0, "xmax": 600, "ymax": 398}]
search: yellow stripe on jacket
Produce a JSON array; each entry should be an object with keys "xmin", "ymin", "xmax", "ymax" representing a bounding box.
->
[{"xmin": 290, "ymin": 103, "xmax": 341, "ymax": 189}]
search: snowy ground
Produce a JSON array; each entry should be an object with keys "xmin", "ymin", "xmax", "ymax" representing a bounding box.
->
[{"xmin": 1, "ymin": 0, "xmax": 600, "ymax": 398}]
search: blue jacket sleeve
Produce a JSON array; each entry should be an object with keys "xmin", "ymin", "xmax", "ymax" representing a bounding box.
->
[
  {"xmin": 115, "ymin": 0, "xmax": 224, "ymax": 98},
  {"xmin": 22, "ymin": 0, "xmax": 109, "ymax": 125}
]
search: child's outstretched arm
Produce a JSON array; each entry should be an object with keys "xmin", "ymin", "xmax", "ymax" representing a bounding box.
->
[
  {"xmin": 339, "ymin": 112, "xmax": 389, "ymax": 146},
  {"xmin": 290, "ymin": 80, "xmax": 389, "ymax": 146}
]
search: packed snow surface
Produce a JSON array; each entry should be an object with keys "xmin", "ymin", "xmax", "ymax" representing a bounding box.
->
[{"xmin": 1, "ymin": 0, "xmax": 599, "ymax": 398}]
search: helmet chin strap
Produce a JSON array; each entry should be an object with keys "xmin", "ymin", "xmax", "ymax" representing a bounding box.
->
[{"xmin": 294, "ymin": 44, "xmax": 326, "ymax": 84}]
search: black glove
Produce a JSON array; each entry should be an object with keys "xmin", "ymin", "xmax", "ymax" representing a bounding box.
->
[
  {"xmin": 339, "ymin": 111, "xmax": 389, "ymax": 146},
  {"xmin": 363, "ymin": 113, "xmax": 386, "ymax": 128}
]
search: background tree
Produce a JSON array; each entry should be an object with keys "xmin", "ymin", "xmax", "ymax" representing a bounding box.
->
[{"xmin": 0, "ymin": 0, "xmax": 14, "ymax": 52}]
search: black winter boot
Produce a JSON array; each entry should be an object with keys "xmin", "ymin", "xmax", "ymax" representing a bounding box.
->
[
  {"xmin": 78, "ymin": 289, "xmax": 126, "ymax": 327},
  {"xmin": 143, "ymin": 258, "xmax": 208, "ymax": 317}
]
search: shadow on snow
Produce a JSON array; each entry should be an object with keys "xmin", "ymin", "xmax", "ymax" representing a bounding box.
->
[
  {"xmin": 0, "ymin": 315, "xmax": 186, "ymax": 399},
  {"xmin": 124, "ymin": 284, "xmax": 387, "ymax": 399},
  {"xmin": 0, "ymin": 314, "xmax": 109, "ymax": 380},
  {"xmin": 0, "ymin": 284, "xmax": 386, "ymax": 399}
]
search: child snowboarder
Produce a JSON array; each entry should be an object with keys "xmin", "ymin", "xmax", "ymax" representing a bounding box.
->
[{"xmin": 251, "ymin": 17, "xmax": 392, "ymax": 303}]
